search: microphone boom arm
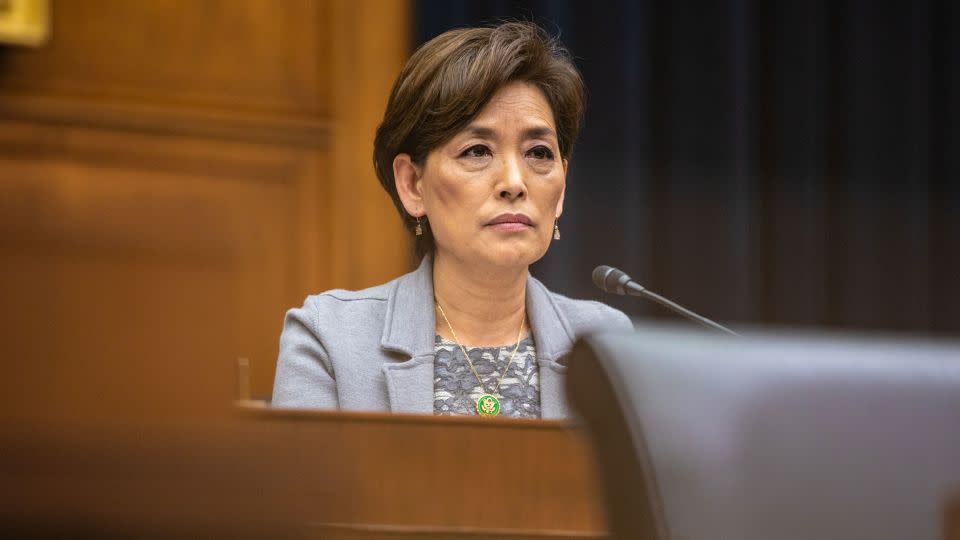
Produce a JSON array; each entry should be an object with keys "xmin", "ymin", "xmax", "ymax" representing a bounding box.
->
[
  {"xmin": 631, "ymin": 288, "xmax": 739, "ymax": 336},
  {"xmin": 592, "ymin": 265, "xmax": 739, "ymax": 336}
]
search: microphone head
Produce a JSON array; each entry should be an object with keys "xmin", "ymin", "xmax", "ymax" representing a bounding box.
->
[{"xmin": 592, "ymin": 265, "xmax": 632, "ymax": 295}]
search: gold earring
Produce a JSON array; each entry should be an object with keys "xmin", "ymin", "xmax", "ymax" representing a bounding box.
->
[
  {"xmin": 553, "ymin": 219, "xmax": 560, "ymax": 240},
  {"xmin": 415, "ymin": 216, "xmax": 423, "ymax": 236}
]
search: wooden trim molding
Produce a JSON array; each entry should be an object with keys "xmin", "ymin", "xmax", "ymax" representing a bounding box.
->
[
  {"xmin": 0, "ymin": 92, "xmax": 331, "ymax": 148},
  {"xmin": 312, "ymin": 521, "xmax": 606, "ymax": 538}
]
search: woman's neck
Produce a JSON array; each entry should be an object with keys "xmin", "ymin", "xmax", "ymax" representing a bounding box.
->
[{"xmin": 432, "ymin": 251, "xmax": 528, "ymax": 347}]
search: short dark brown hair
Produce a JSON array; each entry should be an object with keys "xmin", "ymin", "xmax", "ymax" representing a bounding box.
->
[{"xmin": 373, "ymin": 21, "xmax": 585, "ymax": 256}]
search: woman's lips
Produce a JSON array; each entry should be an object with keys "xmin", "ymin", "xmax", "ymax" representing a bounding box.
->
[
  {"xmin": 486, "ymin": 213, "xmax": 534, "ymax": 231},
  {"xmin": 487, "ymin": 222, "xmax": 533, "ymax": 232}
]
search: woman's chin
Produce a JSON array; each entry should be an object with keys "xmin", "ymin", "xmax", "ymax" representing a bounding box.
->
[
  {"xmin": 480, "ymin": 241, "xmax": 549, "ymax": 269},
  {"xmin": 437, "ymin": 236, "xmax": 549, "ymax": 269}
]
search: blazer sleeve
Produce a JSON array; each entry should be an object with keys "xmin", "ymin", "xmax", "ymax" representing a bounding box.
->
[{"xmin": 271, "ymin": 296, "xmax": 339, "ymax": 409}]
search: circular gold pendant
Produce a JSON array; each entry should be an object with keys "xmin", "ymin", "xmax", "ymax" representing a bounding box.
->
[{"xmin": 476, "ymin": 394, "xmax": 501, "ymax": 417}]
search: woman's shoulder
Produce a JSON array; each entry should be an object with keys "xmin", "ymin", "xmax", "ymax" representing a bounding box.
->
[
  {"xmin": 297, "ymin": 257, "xmax": 429, "ymax": 313},
  {"xmin": 293, "ymin": 277, "xmax": 398, "ymax": 323},
  {"xmin": 306, "ymin": 280, "xmax": 393, "ymax": 305}
]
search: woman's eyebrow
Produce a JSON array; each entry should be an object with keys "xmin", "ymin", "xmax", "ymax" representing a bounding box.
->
[
  {"xmin": 523, "ymin": 126, "xmax": 557, "ymax": 140},
  {"xmin": 461, "ymin": 126, "xmax": 496, "ymax": 140},
  {"xmin": 460, "ymin": 125, "xmax": 557, "ymax": 140}
]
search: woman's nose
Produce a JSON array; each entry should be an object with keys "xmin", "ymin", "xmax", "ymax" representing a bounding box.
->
[{"xmin": 497, "ymin": 155, "xmax": 526, "ymax": 200}]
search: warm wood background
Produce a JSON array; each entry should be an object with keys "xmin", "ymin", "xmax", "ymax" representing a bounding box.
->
[{"xmin": 0, "ymin": 0, "xmax": 412, "ymax": 428}]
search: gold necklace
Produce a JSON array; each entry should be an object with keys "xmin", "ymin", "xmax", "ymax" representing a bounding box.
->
[{"xmin": 435, "ymin": 300, "xmax": 525, "ymax": 417}]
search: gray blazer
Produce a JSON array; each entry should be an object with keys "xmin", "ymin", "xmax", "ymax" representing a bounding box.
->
[{"xmin": 271, "ymin": 256, "xmax": 632, "ymax": 419}]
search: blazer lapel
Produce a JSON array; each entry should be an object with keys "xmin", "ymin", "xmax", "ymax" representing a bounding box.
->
[
  {"xmin": 538, "ymin": 361, "xmax": 570, "ymax": 419},
  {"xmin": 380, "ymin": 256, "xmax": 437, "ymax": 414},
  {"xmin": 382, "ymin": 356, "xmax": 434, "ymax": 414},
  {"xmin": 377, "ymin": 261, "xmax": 578, "ymax": 418},
  {"xmin": 527, "ymin": 275, "xmax": 577, "ymax": 420}
]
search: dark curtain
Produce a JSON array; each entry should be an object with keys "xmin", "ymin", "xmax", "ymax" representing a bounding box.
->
[{"xmin": 414, "ymin": 0, "xmax": 959, "ymax": 335}]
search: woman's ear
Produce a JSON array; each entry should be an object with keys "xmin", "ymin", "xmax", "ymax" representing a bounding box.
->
[{"xmin": 394, "ymin": 154, "xmax": 425, "ymax": 216}]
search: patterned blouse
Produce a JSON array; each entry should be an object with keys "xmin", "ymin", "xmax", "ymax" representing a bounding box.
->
[{"xmin": 433, "ymin": 334, "xmax": 540, "ymax": 418}]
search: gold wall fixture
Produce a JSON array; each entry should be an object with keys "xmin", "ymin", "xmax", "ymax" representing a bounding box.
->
[{"xmin": 0, "ymin": 0, "xmax": 49, "ymax": 46}]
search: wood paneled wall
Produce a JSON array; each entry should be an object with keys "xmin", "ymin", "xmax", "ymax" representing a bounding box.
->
[{"xmin": 0, "ymin": 0, "xmax": 411, "ymax": 427}]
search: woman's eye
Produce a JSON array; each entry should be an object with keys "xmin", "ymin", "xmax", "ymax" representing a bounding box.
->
[
  {"xmin": 461, "ymin": 145, "xmax": 491, "ymax": 159},
  {"xmin": 528, "ymin": 145, "xmax": 555, "ymax": 160}
]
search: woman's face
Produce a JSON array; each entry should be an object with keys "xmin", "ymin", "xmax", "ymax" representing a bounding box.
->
[{"xmin": 395, "ymin": 81, "xmax": 567, "ymax": 270}]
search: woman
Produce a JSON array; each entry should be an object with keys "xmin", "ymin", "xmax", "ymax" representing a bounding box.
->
[{"xmin": 272, "ymin": 22, "xmax": 631, "ymax": 419}]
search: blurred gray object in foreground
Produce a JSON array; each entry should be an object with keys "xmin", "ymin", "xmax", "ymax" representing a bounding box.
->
[{"xmin": 568, "ymin": 324, "xmax": 960, "ymax": 540}]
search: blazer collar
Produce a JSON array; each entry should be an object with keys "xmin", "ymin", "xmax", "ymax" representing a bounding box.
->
[
  {"xmin": 379, "ymin": 255, "xmax": 577, "ymax": 418},
  {"xmin": 380, "ymin": 256, "xmax": 577, "ymax": 359},
  {"xmin": 525, "ymin": 274, "xmax": 578, "ymax": 362},
  {"xmin": 380, "ymin": 255, "xmax": 437, "ymax": 359},
  {"xmin": 525, "ymin": 275, "xmax": 577, "ymax": 419}
]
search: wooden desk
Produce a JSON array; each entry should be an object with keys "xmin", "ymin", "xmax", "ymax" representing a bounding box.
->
[
  {"xmin": 1, "ymin": 409, "xmax": 608, "ymax": 539},
  {"xmin": 947, "ymin": 492, "xmax": 960, "ymax": 540}
]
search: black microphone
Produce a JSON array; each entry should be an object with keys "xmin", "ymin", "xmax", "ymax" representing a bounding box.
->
[{"xmin": 592, "ymin": 265, "xmax": 739, "ymax": 336}]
